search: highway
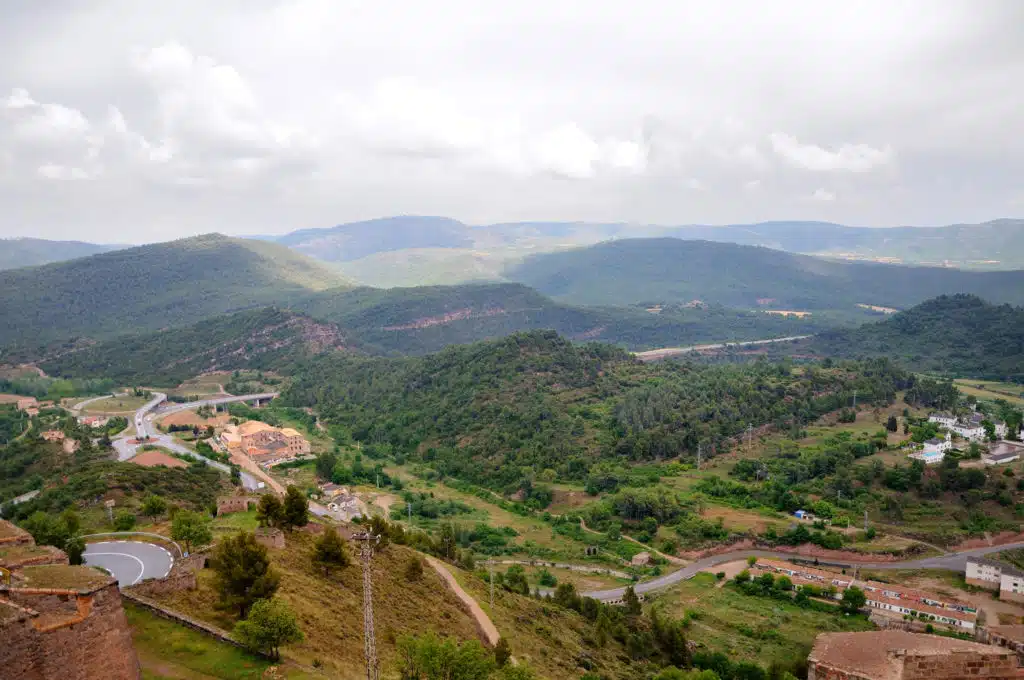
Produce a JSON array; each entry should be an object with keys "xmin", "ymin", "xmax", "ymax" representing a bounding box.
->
[
  {"xmin": 113, "ymin": 391, "xmax": 280, "ymax": 491},
  {"xmin": 83, "ymin": 541, "xmax": 175, "ymax": 586},
  {"xmin": 577, "ymin": 541, "xmax": 1024, "ymax": 602},
  {"xmin": 634, "ymin": 335, "xmax": 812, "ymax": 362}
]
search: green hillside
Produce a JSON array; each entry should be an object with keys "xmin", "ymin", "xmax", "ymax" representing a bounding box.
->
[
  {"xmin": 0, "ymin": 234, "xmax": 350, "ymax": 349},
  {"xmin": 0, "ymin": 238, "xmax": 122, "ymax": 270},
  {"xmin": 41, "ymin": 308, "xmax": 351, "ymax": 386},
  {"xmin": 276, "ymin": 216, "xmax": 472, "ymax": 262},
  {"xmin": 297, "ymin": 283, "xmax": 829, "ymax": 355},
  {"xmin": 507, "ymin": 238, "xmax": 1024, "ymax": 310},
  {"xmin": 808, "ymin": 294, "xmax": 1024, "ymax": 381},
  {"xmin": 283, "ymin": 330, "xmax": 912, "ymax": 492}
]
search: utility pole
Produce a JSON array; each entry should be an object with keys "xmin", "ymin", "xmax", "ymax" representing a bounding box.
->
[
  {"xmin": 746, "ymin": 423, "xmax": 753, "ymax": 450},
  {"xmin": 354, "ymin": 532, "xmax": 380, "ymax": 680},
  {"xmin": 489, "ymin": 561, "xmax": 495, "ymax": 612},
  {"xmin": 696, "ymin": 442, "xmax": 702, "ymax": 470},
  {"xmin": 408, "ymin": 501, "xmax": 412, "ymax": 526},
  {"xmin": 853, "ymin": 389, "xmax": 858, "ymax": 409},
  {"xmin": 864, "ymin": 509, "xmax": 868, "ymax": 533}
]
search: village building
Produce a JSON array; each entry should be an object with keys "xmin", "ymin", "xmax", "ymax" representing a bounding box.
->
[
  {"xmin": 911, "ymin": 434, "xmax": 952, "ymax": 465},
  {"xmin": 986, "ymin": 441, "xmax": 1024, "ymax": 466},
  {"xmin": 318, "ymin": 484, "xmax": 363, "ymax": 521},
  {"xmin": 77, "ymin": 415, "xmax": 110, "ymax": 428},
  {"xmin": 928, "ymin": 412, "xmax": 957, "ymax": 428},
  {"xmin": 15, "ymin": 397, "xmax": 38, "ymax": 411},
  {"xmin": 630, "ymin": 552, "xmax": 652, "ymax": 567},
  {"xmin": 754, "ymin": 558, "xmax": 853, "ymax": 592},
  {"xmin": 216, "ymin": 494, "xmax": 258, "ymax": 516},
  {"xmin": 966, "ymin": 558, "xmax": 1024, "ymax": 603},
  {"xmin": 219, "ymin": 421, "xmax": 310, "ymax": 463},
  {"xmin": 40, "ymin": 430, "xmax": 64, "ymax": 442},
  {"xmin": 807, "ymin": 631, "xmax": 1020, "ymax": 680}
]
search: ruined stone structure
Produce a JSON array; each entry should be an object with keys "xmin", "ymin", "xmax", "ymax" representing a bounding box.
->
[
  {"xmin": 0, "ymin": 520, "xmax": 141, "ymax": 680},
  {"xmin": 216, "ymin": 494, "xmax": 257, "ymax": 516},
  {"xmin": 980, "ymin": 626, "xmax": 1024, "ymax": 665},
  {"xmin": 127, "ymin": 553, "xmax": 204, "ymax": 598},
  {"xmin": 255, "ymin": 527, "xmax": 285, "ymax": 549},
  {"xmin": 808, "ymin": 631, "xmax": 1020, "ymax": 680}
]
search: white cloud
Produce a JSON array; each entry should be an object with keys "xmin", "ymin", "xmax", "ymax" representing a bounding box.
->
[
  {"xmin": 810, "ymin": 188, "xmax": 836, "ymax": 201},
  {"xmin": 770, "ymin": 133, "xmax": 893, "ymax": 172},
  {"xmin": 37, "ymin": 163, "xmax": 93, "ymax": 180},
  {"xmin": 744, "ymin": 179, "xmax": 762, "ymax": 191}
]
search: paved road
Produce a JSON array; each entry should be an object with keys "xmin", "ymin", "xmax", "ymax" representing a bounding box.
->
[
  {"xmin": 579, "ymin": 542, "xmax": 1024, "ymax": 601},
  {"xmin": 634, "ymin": 335, "xmax": 812, "ymax": 362},
  {"xmin": 113, "ymin": 391, "xmax": 279, "ymax": 491},
  {"xmin": 84, "ymin": 541, "xmax": 175, "ymax": 586}
]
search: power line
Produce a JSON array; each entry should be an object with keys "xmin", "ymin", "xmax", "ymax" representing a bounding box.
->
[{"xmin": 354, "ymin": 531, "xmax": 381, "ymax": 680}]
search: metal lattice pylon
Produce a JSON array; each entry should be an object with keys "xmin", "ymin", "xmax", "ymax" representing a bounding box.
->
[{"xmin": 354, "ymin": 532, "xmax": 380, "ymax": 680}]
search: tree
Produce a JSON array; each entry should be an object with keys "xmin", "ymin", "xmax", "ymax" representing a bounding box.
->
[
  {"xmin": 886, "ymin": 415, "xmax": 898, "ymax": 433},
  {"xmin": 141, "ymin": 494, "xmax": 168, "ymax": 518},
  {"xmin": 113, "ymin": 511, "xmax": 137, "ymax": 531},
  {"xmin": 256, "ymin": 493, "xmax": 285, "ymax": 529},
  {"xmin": 170, "ymin": 510, "xmax": 212, "ymax": 554},
  {"xmin": 623, "ymin": 585, "xmax": 642, "ymax": 616},
  {"xmin": 64, "ymin": 535, "xmax": 85, "ymax": 565},
  {"xmin": 210, "ymin": 531, "xmax": 281, "ymax": 617},
  {"xmin": 396, "ymin": 633, "xmax": 495, "ymax": 680},
  {"xmin": 405, "ymin": 556, "xmax": 424, "ymax": 581},
  {"xmin": 494, "ymin": 637, "xmax": 511, "ymax": 667},
  {"xmin": 282, "ymin": 486, "xmax": 309, "ymax": 530},
  {"xmin": 841, "ymin": 586, "xmax": 866, "ymax": 614},
  {"xmin": 233, "ymin": 598, "xmax": 303, "ymax": 661},
  {"xmin": 312, "ymin": 528, "xmax": 350, "ymax": 575}
]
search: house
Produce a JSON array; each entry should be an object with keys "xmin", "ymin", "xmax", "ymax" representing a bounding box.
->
[
  {"xmin": 15, "ymin": 397, "xmax": 38, "ymax": 411},
  {"xmin": 41, "ymin": 430, "xmax": 65, "ymax": 442},
  {"xmin": 911, "ymin": 435, "xmax": 951, "ymax": 465},
  {"xmin": 952, "ymin": 412, "xmax": 988, "ymax": 441},
  {"xmin": 965, "ymin": 558, "xmax": 1024, "ymax": 603},
  {"xmin": 794, "ymin": 509, "xmax": 815, "ymax": 521},
  {"xmin": 631, "ymin": 552, "xmax": 652, "ymax": 566},
  {"xmin": 219, "ymin": 421, "xmax": 311, "ymax": 463},
  {"xmin": 319, "ymin": 484, "xmax": 363, "ymax": 521},
  {"xmin": 77, "ymin": 415, "xmax": 109, "ymax": 428},
  {"xmin": 986, "ymin": 441, "xmax": 1024, "ymax": 466},
  {"xmin": 806, "ymin": 631, "xmax": 1019, "ymax": 680},
  {"xmin": 753, "ymin": 558, "xmax": 852, "ymax": 593},
  {"xmin": 856, "ymin": 579, "xmax": 976, "ymax": 629},
  {"xmin": 928, "ymin": 412, "xmax": 957, "ymax": 428}
]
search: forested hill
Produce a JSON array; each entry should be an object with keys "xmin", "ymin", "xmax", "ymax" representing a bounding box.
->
[
  {"xmin": 0, "ymin": 238, "xmax": 121, "ymax": 270},
  {"xmin": 506, "ymin": 238, "xmax": 1024, "ymax": 310},
  {"xmin": 41, "ymin": 308, "xmax": 351, "ymax": 386},
  {"xmin": 809, "ymin": 295, "xmax": 1024, "ymax": 381},
  {"xmin": 296, "ymin": 282, "xmax": 827, "ymax": 355},
  {"xmin": 283, "ymin": 330, "xmax": 924, "ymax": 494},
  {"xmin": 0, "ymin": 234, "xmax": 350, "ymax": 349}
]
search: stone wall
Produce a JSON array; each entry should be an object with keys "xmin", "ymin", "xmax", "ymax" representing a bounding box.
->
[
  {"xmin": 216, "ymin": 495, "xmax": 256, "ymax": 515},
  {"xmin": 127, "ymin": 553, "xmax": 204, "ymax": 597},
  {"xmin": 1, "ymin": 583, "xmax": 141, "ymax": 680},
  {"xmin": 122, "ymin": 592, "xmax": 259, "ymax": 654},
  {"xmin": 255, "ymin": 527, "xmax": 285, "ymax": 549},
  {"xmin": 900, "ymin": 650, "xmax": 1019, "ymax": 679},
  {"xmin": 807, "ymin": 661, "xmax": 873, "ymax": 680}
]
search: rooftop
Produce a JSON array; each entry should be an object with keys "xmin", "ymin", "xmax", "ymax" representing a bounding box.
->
[
  {"xmin": 757, "ymin": 558, "xmax": 852, "ymax": 583},
  {"xmin": 237, "ymin": 420, "xmax": 277, "ymax": 436},
  {"xmin": 967, "ymin": 557, "xmax": 1024, "ymax": 579},
  {"xmin": 16, "ymin": 565, "xmax": 114, "ymax": 592},
  {"xmin": 810, "ymin": 632, "xmax": 1009, "ymax": 680},
  {"xmin": 280, "ymin": 427, "xmax": 302, "ymax": 438}
]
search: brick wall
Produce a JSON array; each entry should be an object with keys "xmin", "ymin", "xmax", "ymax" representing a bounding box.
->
[
  {"xmin": 807, "ymin": 661, "xmax": 873, "ymax": 680},
  {"xmin": 900, "ymin": 651, "xmax": 1019, "ymax": 679},
  {"xmin": 2, "ymin": 584, "xmax": 141, "ymax": 680},
  {"xmin": 217, "ymin": 496, "xmax": 255, "ymax": 515}
]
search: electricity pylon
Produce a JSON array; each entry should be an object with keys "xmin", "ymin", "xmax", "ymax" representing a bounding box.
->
[{"xmin": 354, "ymin": 531, "xmax": 381, "ymax": 680}]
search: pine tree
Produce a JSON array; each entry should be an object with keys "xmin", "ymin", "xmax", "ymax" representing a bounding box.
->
[
  {"xmin": 256, "ymin": 493, "xmax": 285, "ymax": 528},
  {"xmin": 234, "ymin": 598, "xmax": 303, "ymax": 660},
  {"xmin": 623, "ymin": 585, "xmax": 642, "ymax": 616},
  {"xmin": 282, "ymin": 486, "xmax": 309, "ymax": 530},
  {"xmin": 312, "ymin": 528, "xmax": 350, "ymax": 576},
  {"xmin": 210, "ymin": 531, "xmax": 281, "ymax": 617}
]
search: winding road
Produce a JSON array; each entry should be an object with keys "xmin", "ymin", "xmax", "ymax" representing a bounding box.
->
[
  {"xmin": 577, "ymin": 542, "xmax": 1024, "ymax": 602},
  {"xmin": 113, "ymin": 391, "xmax": 279, "ymax": 491},
  {"xmin": 634, "ymin": 335, "xmax": 812, "ymax": 362},
  {"xmin": 83, "ymin": 541, "xmax": 175, "ymax": 586}
]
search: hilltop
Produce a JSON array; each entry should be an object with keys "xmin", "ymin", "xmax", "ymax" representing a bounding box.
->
[
  {"xmin": 297, "ymin": 282, "xmax": 827, "ymax": 355},
  {"xmin": 506, "ymin": 238, "xmax": 1024, "ymax": 310},
  {"xmin": 0, "ymin": 234, "xmax": 350, "ymax": 349},
  {"xmin": 808, "ymin": 294, "xmax": 1024, "ymax": 381},
  {"xmin": 275, "ymin": 216, "xmax": 472, "ymax": 262},
  {"xmin": 41, "ymin": 307, "xmax": 351, "ymax": 386},
  {"xmin": 0, "ymin": 238, "xmax": 122, "ymax": 271}
]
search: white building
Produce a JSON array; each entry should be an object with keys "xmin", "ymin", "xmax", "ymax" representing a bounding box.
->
[
  {"xmin": 965, "ymin": 558, "xmax": 1024, "ymax": 603},
  {"xmin": 985, "ymin": 441, "xmax": 1024, "ymax": 466},
  {"xmin": 911, "ymin": 434, "xmax": 951, "ymax": 465},
  {"xmin": 928, "ymin": 412, "xmax": 957, "ymax": 428}
]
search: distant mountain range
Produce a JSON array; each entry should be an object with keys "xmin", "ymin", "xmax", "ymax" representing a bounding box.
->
[
  {"xmin": 0, "ymin": 234, "xmax": 350, "ymax": 350},
  {"xmin": 507, "ymin": 238, "xmax": 1024, "ymax": 310},
  {"xmin": 0, "ymin": 238, "xmax": 122, "ymax": 270},
  {"xmin": 806, "ymin": 294, "xmax": 1024, "ymax": 381}
]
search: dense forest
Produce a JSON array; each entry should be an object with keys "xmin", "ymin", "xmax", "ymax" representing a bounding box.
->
[
  {"xmin": 283, "ymin": 330, "xmax": 921, "ymax": 496},
  {"xmin": 809, "ymin": 295, "xmax": 1024, "ymax": 381},
  {"xmin": 507, "ymin": 238, "xmax": 1024, "ymax": 309},
  {"xmin": 42, "ymin": 308, "xmax": 351, "ymax": 386}
]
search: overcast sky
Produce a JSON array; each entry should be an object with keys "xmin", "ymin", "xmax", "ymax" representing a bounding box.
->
[{"xmin": 2, "ymin": 1, "xmax": 1022, "ymax": 242}]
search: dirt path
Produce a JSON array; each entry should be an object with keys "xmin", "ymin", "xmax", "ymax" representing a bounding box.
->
[
  {"xmin": 228, "ymin": 449, "xmax": 285, "ymax": 495},
  {"xmin": 424, "ymin": 556, "xmax": 501, "ymax": 647}
]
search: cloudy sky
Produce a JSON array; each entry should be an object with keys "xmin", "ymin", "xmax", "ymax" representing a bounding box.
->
[{"xmin": 2, "ymin": 1, "xmax": 1022, "ymax": 242}]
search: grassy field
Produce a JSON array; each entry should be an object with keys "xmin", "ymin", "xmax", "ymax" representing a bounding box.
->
[
  {"xmin": 127, "ymin": 603, "xmax": 315, "ymax": 679},
  {"xmin": 78, "ymin": 394, "xmax": 151, "ymax": 414},
  {"xmin": 651, "ymin": 572, "xmax": 874, "ymax": 668},
  {"xmin": 516, "ymin": 564, "xmax": 631, "ymax": 591},
  {"xmin": 148, "ymin": 531, "xmax": 482, "ymax": 679},
  {"xmin": 212, "ymin": 509, "xmax": 260, "ymax": 533},
  {"xmin": 165, "ymin": 374, "xmax": 229, "ymax": 396},
  {"xmin": 954, "ymin": 379, "xmax": 1024, "ymax": 407}
]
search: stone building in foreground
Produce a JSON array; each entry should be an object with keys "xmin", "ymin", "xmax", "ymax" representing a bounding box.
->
[
  {"xmin": 0, "ymin": 520, "xmax": 141, "ymax": 680},
  {"xmin": 807, "ymin": 631, "xmax": 1022, "ymax": 680}
]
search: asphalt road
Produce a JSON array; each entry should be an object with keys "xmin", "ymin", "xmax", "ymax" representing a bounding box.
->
[
  {"xmin": 579, "ymin": 541, "xmax": 1024, "ymax": 601},
  {"xmin": 113, "ymin": 391, "xmax": 279, "ymax": 491},
  {"xmin": 83, "ymin": 541, "xmax": 175, "ymax": 586},
  {"xmin": 634, "ymin": 335, "xmax": 812, "ymax": 362}
]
